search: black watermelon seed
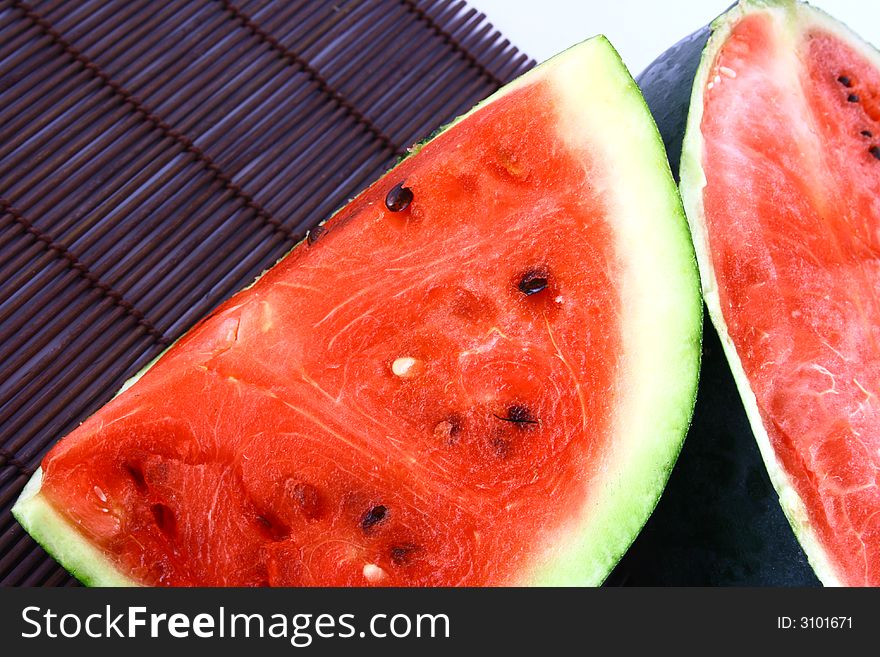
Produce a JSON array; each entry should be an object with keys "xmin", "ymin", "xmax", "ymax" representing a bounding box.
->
[
  {"xmin": 508, "ymin": 405, "xmax": 534, "ymax": 423},
  {"xmin": 385, "ymin": 182, "xmax": 414, "ymax": 212},
  {"xmin": 862, "ymin": 130, "xmax": 873, "ymax": 138},
  {"xmin": 838, "ymin": 75, "xmax": 853, "ymax": 87},
  {"xmin": 518, "ymin": 270, "xmax": 548, "ymax": 296},
  {"xmin": 494, "ymin": 404, "xmax": 539, "ymax": 426},
  {"xmin": 307, "ymin": 225, "xmax": 325, "ymax": 245},
  {"xmin": 848, "ymin": 94, "xmax": 860, "ymax": 103},
  {"xmin": 361, "ymin": 505, "xmax": 388, "ymax": 531},
  {"xmin": 870, "ymin": 146, "xmax": 880, "ymax": 160}
]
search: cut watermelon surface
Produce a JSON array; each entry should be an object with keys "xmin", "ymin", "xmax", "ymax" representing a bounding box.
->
[
  {"xmin": 676, "ymin": 0, "xmax": 880, "ymax": 586},
  {"xmin": 13, "ymin": 37, "xmax": 701, "ymax": 586}
]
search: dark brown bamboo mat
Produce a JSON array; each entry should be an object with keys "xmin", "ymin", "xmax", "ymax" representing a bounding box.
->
[{"xmin": 0, "ymin": 0, "xmax": 533, "ymax": 586}]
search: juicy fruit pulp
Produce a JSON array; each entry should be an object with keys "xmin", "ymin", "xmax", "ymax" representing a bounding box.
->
[
  {"xmin": 40, "ymin": 82, "xmax": 619, "ymax": 586},
  {"xmin": 15, "ymin": 38, "xmax": 701, "ymax": 586},
  {"xmin": 44, "ymin": 85, "xmax": 618, "ymax": 586},
  {"xmin": 693, "ymin": 2, "xmax": 880, "ymax": 585}
]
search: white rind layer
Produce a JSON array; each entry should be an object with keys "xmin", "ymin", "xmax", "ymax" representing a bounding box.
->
[
  {"xmin": 678, "ymin": 0, "xmax": 880, "ymax": 587},
  {"xmin": 13, "ymin": 36, "xmax": 701, "ymax": 587}
]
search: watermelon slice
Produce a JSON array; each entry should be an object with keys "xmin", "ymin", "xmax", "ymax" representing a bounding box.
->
[
  {"xmin": 12, "ymin": 37, "xmax": 701, "ymax": 586},
  {"xmin": 642, "ymin": 0, "xmax": 880, "ymax": 586}
]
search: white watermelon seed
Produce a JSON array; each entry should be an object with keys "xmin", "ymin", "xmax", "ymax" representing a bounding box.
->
[
  {"xmin": 392, "ymin": 357, "xmax": 419, "ymax": 377},
  {"xmin": 363, "ymin": 563, "xmax": 386, "ymax": 582}
]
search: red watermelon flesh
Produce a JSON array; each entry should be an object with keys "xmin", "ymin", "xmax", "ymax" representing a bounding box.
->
[
  {"xmin": 13, "ymin": 37, "xmax": 701, "ymax": 586},
  {"xmin": 683, "ymin": 0, "xmax": 880, "ymax": 585}
]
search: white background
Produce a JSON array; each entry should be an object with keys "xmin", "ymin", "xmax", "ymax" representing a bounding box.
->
[{"xmin": 469, "ymin": 1, "xmax": 880, "ymax": 75}]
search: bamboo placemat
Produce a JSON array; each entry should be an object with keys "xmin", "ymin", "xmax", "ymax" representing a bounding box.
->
[{"xmin": 0, "ymin": 0, "xmax": 533, "ymax": 586}]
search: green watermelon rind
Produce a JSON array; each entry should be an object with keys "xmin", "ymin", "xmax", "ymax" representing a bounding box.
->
[
  {"xmin": 13, "ymin": 36, "xmax": 702, "ymax": 587},
  {"xmin": 678, "ymin": 0, "xmax": 880, "ymax": 587},
  {"xmin": 14, "ymin": 468, "xmax": 138, "ymax": 586}
]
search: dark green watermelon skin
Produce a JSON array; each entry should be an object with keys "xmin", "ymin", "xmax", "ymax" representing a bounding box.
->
[
  {"xmin": 607, "ymin": 25, "xmax": 820, "ymax": 587},
  {"xmin": 636, "ymin": 25, "xmax": 710, "ymax": 181},
  {"xmin": 607, "ymin": 320, "xmax": 819, "ymax": 585}
]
